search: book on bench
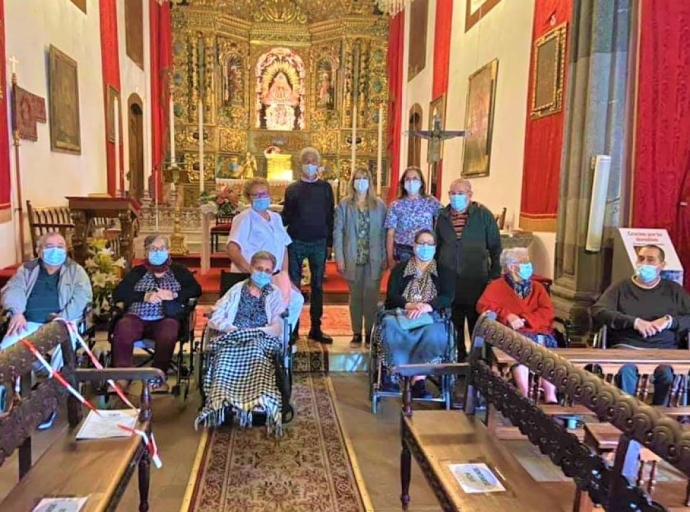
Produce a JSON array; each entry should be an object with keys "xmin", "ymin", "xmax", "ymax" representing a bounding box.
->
[
  {"xmin": 75, "ymin": 409, "xmax": 138, "ymax": 440},
  {"xmin": 32, "ymin": 496, "xmax": 89, "ymax": 512}
]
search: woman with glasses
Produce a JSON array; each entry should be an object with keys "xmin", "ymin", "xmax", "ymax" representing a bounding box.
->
[
  {"xmin": 333, "ymin": 168, "xmax": 387, "ymax": 348},
  {"xmin": 111, "ymin": 234, "xmax": 202, "ymax": 393},
  {"xmin": 384, "ymin": 167, "xmax": 442, "ymax": 270},
  {"xmin": 375, "ymin": 229, "xmax": 454, "ymax": 398},
  {"xmin": 227, "ymin": 177, "xmax": 304, "ymax": 333}
]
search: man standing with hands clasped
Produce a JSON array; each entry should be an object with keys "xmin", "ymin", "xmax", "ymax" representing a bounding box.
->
[{"xmin": 282, "ymin": 147, "xmax": 335, "ymax": 344}]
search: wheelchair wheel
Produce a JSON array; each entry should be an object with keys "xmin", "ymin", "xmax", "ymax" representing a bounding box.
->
[
  {"xmin": 371, "ymin": 394, "xmax": 379, "ymax": 415},
  {"xmin": 283, "ymin": 403, "xmax": 295, "ymax": 424}
]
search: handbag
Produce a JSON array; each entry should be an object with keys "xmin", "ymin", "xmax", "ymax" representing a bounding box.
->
[
  {"xmin": 394, "ymin": 309, "xmax": 434, "ymax": 331},
  {"xmin": 163, "ymin": 300, "xmax": 184, "ymax": 319}
]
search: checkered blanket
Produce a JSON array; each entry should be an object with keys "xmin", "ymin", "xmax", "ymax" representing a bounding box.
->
[{"xmin": 195, "ymin": 327, "xmax": 283, "ymax": 436}]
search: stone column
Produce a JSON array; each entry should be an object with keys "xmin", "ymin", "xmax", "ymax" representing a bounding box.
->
[{"xmin": 551, "ymin": 0, "xmax": 634, "ymax": 335}]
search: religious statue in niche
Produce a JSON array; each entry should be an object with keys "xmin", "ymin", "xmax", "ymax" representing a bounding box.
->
[
  {"xmin": 222, "ymin": 54, "xmax": 244, "ymax": 106},
  {"xmin": 316, "ymin": 58, "xmax": 337, "ymax": 110},
  {"xmin": 256, "ymin": 47, "xmax": 306, "ymax": 131}
]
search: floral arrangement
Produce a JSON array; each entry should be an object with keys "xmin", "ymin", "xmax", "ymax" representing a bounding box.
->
[
  {"xmin": 84, "ymin": 238, "xmax": 126, "ymax": 318},
  {"xmin": 200, "ymin": 186, "xmax": 240, "ymax": 217},
  {"xmin": 264, "ymin": 145, "xmax": 281, "ymax": 156}
]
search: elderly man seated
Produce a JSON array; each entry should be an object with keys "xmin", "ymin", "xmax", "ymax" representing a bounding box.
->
[
  {"xmin": 591, "ymin": 244, "xmax": 690, "ymax": 405},
  {"xmin": 476, "ymin": 247, "xmax": 558, "ymax": 403},
  {"xmin": 1, "ymin": 232, "xmax": 92, "ymax": 361},
  {"xmin": 227, "ymin": 177, "xmax": 304, "ymax": 340}
]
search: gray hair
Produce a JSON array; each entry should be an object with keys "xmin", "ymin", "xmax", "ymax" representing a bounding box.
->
[
  {"xmin": 36, "ymin": 232, "xmax": 66, "ymax": 251},
  {"xmin": 499, "ymin": 247, "xmax": 529, "ymax": 269},
  {"xmin": 449, "ymin": 178, "xmax": 472, "ymax": 191},
  {"xmin": 250, "ymin": 250, "xmax": 277, "ymax": 270},
  {"xmin": 144, "ymin": 234, "xmax": 170, "ymax": 251},
  {"xmin": 299, "ymin": 146, "xmax": 321, "ymax": 164}
]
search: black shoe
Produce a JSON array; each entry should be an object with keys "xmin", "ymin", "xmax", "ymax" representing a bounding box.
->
[
  {"xmin": 309, "ymin": 329, "xmax": 333, "ymax": 344},
  {"xmin": 350, "ymin": 334, "xmax": 363, "ymax": 348},
  {"xmin": 411, "ymin": 380, "xmax": 432, "ymax": 399}
]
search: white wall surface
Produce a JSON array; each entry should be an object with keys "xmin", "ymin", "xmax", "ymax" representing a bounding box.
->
[
  {"xmin": 401, "ymin": 0, "xmax": 556, "ymax": 278},
  {"xmin": 0, "ymin": 0, "xmax": 106, "ymax": 266}
]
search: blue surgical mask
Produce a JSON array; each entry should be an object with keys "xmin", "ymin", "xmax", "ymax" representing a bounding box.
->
[
  {"xmin": 303, "ymin": 164, "xmax": 318, "ymax": 176},
  {"xmin": 405, "ymin": 179, "xmax": 422, "ymax": 195},
  {"xmin": 148, "ymin": 250, "xmax": 169, "ymax": 266},
  {"xmin": 636, "ymin": 264, "xmax": 659, "ymax": 283},
  {"xmin": 415, "ymin": 243, "xmax": 436, "ymax": 262},
  {"xmin": 354, "ymin": 178, "xmax": 369, "ymax": 194},
  {"xmin": 450, "ymin": 194, "xmax": 469, "ymax": 212},
  {"xmin": 517, "ymin": 262, "xmax": 533, "ymax": 281},
  {"xmin": 252, "ymin": 197, "xmax": 270, "ymax": 212},
  {"xmin": 42, "ymin": 247, "xmax": 67, "ymax": 266},
  {"xmin": 251, "ymin": 270, "xmax": 272, "ymax": 288}
]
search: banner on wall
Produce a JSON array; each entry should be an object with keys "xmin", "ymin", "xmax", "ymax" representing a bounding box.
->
[{"xmin": 612, "ymin": 228, "xmax": 684, "ymax": 286}]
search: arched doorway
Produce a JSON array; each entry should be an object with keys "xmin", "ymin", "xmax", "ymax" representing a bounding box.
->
[
  {"xmin": 407, "ymin": 104, "xmax": 422, "ymax": 168},
  {"xmin": 127, "ymin": 94, "xmax": 144, "ymax": 200}
]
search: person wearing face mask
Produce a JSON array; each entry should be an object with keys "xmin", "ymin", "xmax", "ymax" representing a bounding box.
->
[
  {"xmin": 197, "ymin": 251, "xmax": 288, "ymax": 435},
  {"xmin": 375, "ymin": 229, "xmax": 454, "ymax": 399},
  {"xmin": 384, "ymin": 167, "xmax": 442, "ymax": 269},
  {"xmin": 333, "ymin": 168, "xmax": 388, "ymax": 348},
  {"xmin": 227, "ymin": 178, "xmax": 304, "ymax": 334},
  {"xmin": 436, "ymin": 178, "xmax": 502, "ymax": 361},
  {"xmin": 282, "ymin": 147, "xmax": 335, "ymax": 344},
  {"xmin": 111, "ymin": 235, "xmax": 201, "ymax": 393},
  {"xmin": 0, "ymin": 232, "xmax": 92, "ymax": 364},
  {"xmin": 476, "ymin": 248, "xmax": 558, "ymax": 403},
  {"xmin": 591, "ymin": 244, "xmax": 690, "ymax": 404}
]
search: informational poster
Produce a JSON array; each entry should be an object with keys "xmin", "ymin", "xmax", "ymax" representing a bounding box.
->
[
  {"xmin": 32, "ymin": 497, "xmax": 88, "ymax": 512},
  {"xmin": 75, "ymin": 409, "xmax": 137, "ymax": 440},
  {"xmin": 448, "ymin": 463, "xmax": 506, "ymax": 494},
  {"xmin": 612, "ymin": 228, "xmax": 683, "ymax": 285}
]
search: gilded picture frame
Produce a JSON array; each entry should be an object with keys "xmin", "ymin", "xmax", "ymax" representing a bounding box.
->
[
  {"xmin": 465, "ymin": 0, "xmax": 502, "ymax": 33},
  {"xmin": 462, "ymin": 59, "xmax": 498, "ymax": 178},
  {"xmin": 48, "ymin": 45, "xmax": 81, "ymax": 154},
  {"xmin": 106, "ymin": 86, "xmax": 120, "ymax": 143},
  {"xmin": 531, "ymin": 22, "xmax": 568, "ymax": 119}
]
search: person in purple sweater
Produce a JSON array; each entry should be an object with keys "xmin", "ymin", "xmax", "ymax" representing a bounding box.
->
[{"xmin": 282, "ymin": 147, "xmax": 335, "ymax": 344}]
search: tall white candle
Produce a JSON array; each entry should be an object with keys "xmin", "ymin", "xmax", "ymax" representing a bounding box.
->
[
  {"xmin": 350, "ymin": 103, "xmax": 357, "ymax": 175},
  {"xmin": 114, "ymin": 97, "xmax": 120, "ymax": 195},
  {"xmin": 198, "ymin": 100, "xmax": 204, "ymax": 194},
  {"xmin": 169, "ymin": 96, "xmax": 176, "ymax": 164},
  {"xmin": 376, "ymin": 105, "xmax": 383, "ymax": 196}
]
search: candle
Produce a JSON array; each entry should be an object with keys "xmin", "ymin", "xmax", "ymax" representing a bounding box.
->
[
  {"xmin": 198, "ymin": 99, "xmax": 204, "ymax": 194},
  {"xmin": 114, "ymin": 97, "xmax": 121, "ymax": 195},
  {"xmin": 8, "ymin": 56, "xmax": 18, "ymax": 75},
  {"xmin": 376, "ymin": 105, "xmax": 383, "ymax": 196},
  {"xmin": 350, "ymin": 103, "xmax": 357, "ymax": 176},
  {"xmin": 169, "ymin": 96, "xmax": 176, "ymax": 164}
]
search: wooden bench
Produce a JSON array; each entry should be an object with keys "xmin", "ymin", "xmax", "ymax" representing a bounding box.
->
[
  {"xmin": 398, "ymin": 315, "xmax": 690, "ymax": 512},
  {"xmin": 26, "ymin": 201, "xmax": 74, "ymax": 257},
  {"xmin": 0, "ymin": 321, "xmax": 164, "ymax": 512}
]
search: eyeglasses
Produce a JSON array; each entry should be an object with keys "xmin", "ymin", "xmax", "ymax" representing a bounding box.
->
[
  {"xmin": 250, "ymin": 192, "xmax": 270, "ymax": 198},
  {"xmin": 149, "ymin": 247, "xmax": 168, "ymax": 253}
]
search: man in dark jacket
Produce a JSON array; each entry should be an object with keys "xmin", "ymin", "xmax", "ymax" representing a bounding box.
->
[{"xmin": 436, "ymin": 179, "xmax": 502, "ymax": 360}]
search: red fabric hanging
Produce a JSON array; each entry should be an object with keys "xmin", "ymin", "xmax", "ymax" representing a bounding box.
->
[
  {"xmin": 99, "ymin": 0, "xmax": 122, "ymax": 196},
  {"xmin": 430, "ymin": 0, "xmax": 453, "ymax": 199},
  {"xmin": 149, "ymin": 0, "xmax": 172, "ymax": 204},
  {"xmin": 519, "ymin": 0, "xmax": 572, "ymax": 232},
  {"xmin": 387, "ymin": 12, "xmax": 405, "ymax": 202},
  {"xmin": 0, "ymin": 0, "xmax": 10, "ymax": 223},
  {"xmin": 633, "ymin": 0, "xmax": 690, "ymax": 288}
]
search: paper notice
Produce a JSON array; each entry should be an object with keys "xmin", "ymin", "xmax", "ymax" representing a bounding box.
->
[
  {"xmin": 32, "ymin": 496, "xmax": 88, "ymax": 512},
  {"xmin": 75, "ymin": 409, "xmax": 137, "ymax": 440},
  {"xmin": 448, "ymin": 463, "xmax": 506, "ymax": 494}
]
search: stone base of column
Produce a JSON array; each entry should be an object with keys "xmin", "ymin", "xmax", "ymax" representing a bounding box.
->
[{"xmin": 551, "ymin": 280, "xmax": 599, "ymax": 346}]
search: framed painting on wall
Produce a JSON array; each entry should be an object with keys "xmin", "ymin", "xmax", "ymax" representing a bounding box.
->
[
  {"xmin": 48, "ymin": 45, "xmax": 81, "ymax": 155},
  {"xmin": 70, "ymin": 0, "xmax": 87, "ymax": 13},
  {"xmin": 106, "ymin": 86, "xmax": 120, "ymax": 143},
  {"xmin": 407, "ymin": 0, "xmax": 429, "ymax": 81},
  {"xmin": 531, "ymin": 22, "xmax": 568, "ymax": 119},
  {"xmin": 462, "ymin": 59, "xmax": 498, "ymax": 178},
  {"xmin": 465, "ymin": 0, "xmax": 502, "ymax": 32}
]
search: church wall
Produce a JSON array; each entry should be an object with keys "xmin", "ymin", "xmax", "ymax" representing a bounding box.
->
[
  {"xmin": 0, "ymin": 0, "xmax": 107, "ymax": 267},
  {"xmin": 402, "ymin": 0, "xmax": 556, "ymax": 278}
]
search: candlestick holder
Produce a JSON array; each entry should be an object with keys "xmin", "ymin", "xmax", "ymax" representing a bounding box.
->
[{"xmin": 168, "ymin": 162, "xmax": 189, "ymax": 256}]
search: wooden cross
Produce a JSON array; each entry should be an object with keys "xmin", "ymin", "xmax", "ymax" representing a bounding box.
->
[{"xmin": 414, "ymin": 114, "xmax": 467, "ymax": 164}]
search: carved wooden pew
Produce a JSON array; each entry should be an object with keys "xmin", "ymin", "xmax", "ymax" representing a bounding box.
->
[
  {"xmin": 26, "ymin": 201, "xmax": 75, "ymax": 258},
  {"xmin": 0, "ymin": 321, "xmax": 164, "ymax": 511},
  {"xmin": 398, "ymin": 315, "xmax": 690, "ymax": 512}
]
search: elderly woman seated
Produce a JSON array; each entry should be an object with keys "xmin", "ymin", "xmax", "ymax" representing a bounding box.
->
[
  {"xmin": 111, "ymin": 234, "xmax": 201, "ymax": 393},
  {"xmin": 196, "ymin": 250, "xmax": 286, "ymax": 435},
  {"xmin": 476, "ymin": 247, "xmax": 558, "ymax": 403},
  {"xmin": 377, "ymin": 229, "xmax": 454, "ymax": 399}
]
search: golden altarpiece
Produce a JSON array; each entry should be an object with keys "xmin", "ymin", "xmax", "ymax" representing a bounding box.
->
[{"xmin": 147, "ymin": 0, "xmax": 390, "ymax": 241}]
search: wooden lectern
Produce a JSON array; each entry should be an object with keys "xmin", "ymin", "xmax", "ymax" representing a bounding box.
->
[{"xmin": 66, "ymin": 196, "xmax": 139, "ymax": 269}]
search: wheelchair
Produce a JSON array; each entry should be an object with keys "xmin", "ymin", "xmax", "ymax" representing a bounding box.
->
[
  {"xmin": 197, "ymin": 270, "xmax": 295, "ymax": 425},
  {"xmin": 369, "ymin": 305, "xmax": 457, "ymax": 414},
  {"xmin": 101, "ymin": 297, "xmax": 199, "ymax": 401}
]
